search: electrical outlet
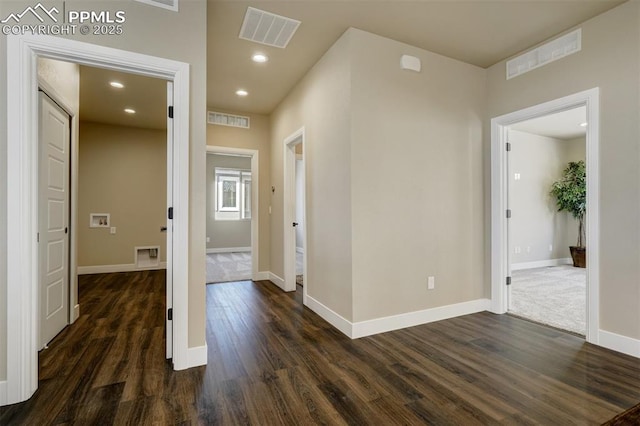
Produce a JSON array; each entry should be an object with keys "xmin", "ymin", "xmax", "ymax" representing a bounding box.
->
[
  {"xmin": 206, "ymin": 237, "xmax": 210, "ymax": 243},
  {"xmin": 514, "ymin": 173, "xmax": 521, "ymax": 180},
  {"xmin": 110, "ymin": 227, "xmax": 116, "ymax": 235},
  {"xmin": 549, "ymin": 244, "xmax": 553, "ymax": 252},
  {"xmin": 427, "ymin": 276, "xmax": 435, "ymax": 290},
  {"xmin": 515, "ymin": 246, "xmax": 521, "ymax": 254}
]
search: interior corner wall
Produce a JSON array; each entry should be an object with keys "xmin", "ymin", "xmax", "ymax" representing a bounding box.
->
[
  {"xmin": 0, "ymin": 0, "xmax": 208, "ymax": 369},
  {"xmin": 205, "ymin": 154, "xmax": 252, "ymax": 250},
  {"xmin": 509, "ymin": 130, "xmax": 584, "ymax": 265},
  {"xmin": 486, "ymin": 0, "xmax": 640, "ymax": 340},
  {"xmin": 270, "ymin": 30, "xmax": 353, "ymax": 321},
  {"xmin": 348, "ymin": 29, "xmax": 487, "ymax": 322},
  {"xmin": 78, "ymin": 122, "xmax": 167, "ymax": 267},
  {"xmin": 206, "ymin": 111, "xmax": 271, "ymax": 272}
]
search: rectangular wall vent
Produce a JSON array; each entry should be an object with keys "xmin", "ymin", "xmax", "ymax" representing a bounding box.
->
[
  {"xmin": 239, "ymin": 7, "xmax": 301, "ymax": 48},
  {"xmin": 208, "ymin": 112, "xmax": 250, "ymax": 129},
  {"xmin": 134, "ymin": 0, "xmax": 178, "ymax": 12},
  {"xmin": 506, "ymin": 29, "xmax": 581, "ymax": 80}
]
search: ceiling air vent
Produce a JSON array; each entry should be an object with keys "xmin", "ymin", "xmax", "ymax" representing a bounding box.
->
[
  {"xmin": 208, "ymin": 112, "xmax": 250, "ymax": 129},
  {"xmin": 134, "ymin": 0, "xmax": 178, "ymax": 12},
  {"xmin": 506, "ymin": 29, "xmax": 581, "ymax": 80},
  {"xmin": 239, "ymin": 7, "xmax": 301, "ymax": 48}
]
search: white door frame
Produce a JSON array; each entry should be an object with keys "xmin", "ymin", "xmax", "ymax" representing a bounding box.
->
[
  {"xmin": 205, "ymin": 146, "xmax": 260, "ymax": 280},
  {"xmin": 490, "ymin": 88, "xmax": 600, "ymax": 344},
  {"xmin": 283, "ymin": 127, "xmax": 307, "ymax": 302},
  {"xmin": 5, "ymin": 34, "xmax": 192, "ymax": 405}
]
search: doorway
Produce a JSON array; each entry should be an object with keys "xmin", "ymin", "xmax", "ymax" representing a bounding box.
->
[
  {"xmin": 490, "ymin": 88, "xmax": 600, "ymax": 343},
  {"xmin": 506, "ymin": 107, "xmax": 587, "ymax": 335},
  {"xmin": 283, "ymin": 127, "xmax": 307, "ymax": 299},
  {"xmin": 5, "ymin": 34, "xmax": 192, "ymax": 405},
  {"xmin": 205, "ymin": 146, "xmax": 259, "ymax": 284}
]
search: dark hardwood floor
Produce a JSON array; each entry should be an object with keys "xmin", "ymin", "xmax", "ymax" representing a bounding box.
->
[{"xmin": 1, "ymin": 271, "xmax": 639, "ymax": 425}]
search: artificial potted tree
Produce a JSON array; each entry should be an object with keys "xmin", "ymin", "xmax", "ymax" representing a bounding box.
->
[{"xmin": 550, "ymin": 160, "xmax": 586, "ymax": 268}]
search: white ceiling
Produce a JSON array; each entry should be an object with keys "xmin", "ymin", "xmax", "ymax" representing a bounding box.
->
[
  {"xmin": 511, "ymin": 106, "xmax": 587, "ymax": 140},
  {"xmin": 80, "ymin": 66, "xmax": 167, "ymax": 130},
  {"xmin": 207, "ymin": 0, "xmax": 625, "ymax": 114}
]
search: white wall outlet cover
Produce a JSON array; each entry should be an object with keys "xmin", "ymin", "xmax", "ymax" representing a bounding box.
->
[
  {"xmin": 110, "ymin": 227, "xmax": 116, "ymax": 234},
  {"xmin": 400, "ymin": 54, "xmax": 421, "ymax": 72},
  {"xmin": 206, "ymin": 237, "xmax": 210, "ymax": 243}
]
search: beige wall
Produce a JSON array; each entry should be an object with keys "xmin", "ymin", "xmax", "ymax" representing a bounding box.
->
[
  {"xmin": 78, "ymin": 122, "xmax": 166, "ymax": 266},
  {"xmin": 206, "ymin": 154, "xmax": 251, "ymax": 250},
  {"xmin": 509, "ymin": 130, "xmax": 585, "ymax": 265},
  {"xmin": 270, "ymin": 31, "xmax": 354, "ymax": 320},
  {"xmin": 486, "ymin": 1, "xmax": 640, "ymax": 339},
  {"xmin": 206, "ymin": 110, "xmax": 271, "ymax": 272},
  {"xmin": 349, "ymin": 29, "xmax": 486, "ymax": 322},
  {"xmin": 0, "ymin": 0, "xmax": 208, "ymax": 379}
]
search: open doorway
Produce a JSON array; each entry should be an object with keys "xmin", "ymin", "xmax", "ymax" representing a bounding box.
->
[
  {"xmin": 5, "ymin": 35, "xmax": 193, "ymax": 405},
  {"xmin": 490, "ymin": 88, "xmax": 600, "ymax": 344},
  {"xmin": 283, "ymin": 127, "xmax": 307, "ymax": 297},
  {"xmin": 506, "ymin": 107, "xmax": 587, "ymax": 335},
  {"xmin": 205, "ymin": 146, "xmax": 259, "ymax": 285}
]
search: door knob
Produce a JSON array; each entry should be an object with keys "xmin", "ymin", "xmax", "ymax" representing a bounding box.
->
[
  {"xmin": 292, "ymin": 222, "xmax": 299, "ymax": 227},
  {"xmin": 160, "ymin": 226, "xmax": 167, "ymax": 232}
]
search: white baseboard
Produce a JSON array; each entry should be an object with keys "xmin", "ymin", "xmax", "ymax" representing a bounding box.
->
[
  {"xmin": 511, "ymin": 258, "xmax": 572, "ymax": 271},
  {"xmin": 598, "ymin": 330, "xmax": 640, "ymax": 358},
  {"xmin": 351, "ymin": 299, "xmax": 492, "ymax": 338},
  {"xmin": 296, "ymin": 247, "xmax": 304, "ymax": 254},
  {"xmin": 0, "ymin": 380, "xmax": 6, "ymax": 406},
  {"xmin": 206, "ymin": 247, "xmax": 251, "ymax": 254},
  {"xmin": 269, "ymin": 272, "xmax": 286, "ymax": 291},
  {"xmin": 254, "ymin": 271, "xmax": 270, "ymax": 281},
  {"xmin": 72, "ymin": 304, "xmax": 80, "ymax": 322},
  {"xmin": 77, "ymin": 262, "xmax": 167, "ymax": 275},
  {"xmin": 187, "ymin": 344, "xmax": 208, "ymax": 367},
  {"xmin": 305, "ymin": 295, "xmax": 353, "ymax": 338}
]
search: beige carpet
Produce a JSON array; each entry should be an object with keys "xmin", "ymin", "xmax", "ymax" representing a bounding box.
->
[
  {"xmin": 510, "ymin": 265, "xmax": 586, "ymax": 335},
  {"xmin": 206, "ymin": 252, "xmax": 251, "ymax": 284}
]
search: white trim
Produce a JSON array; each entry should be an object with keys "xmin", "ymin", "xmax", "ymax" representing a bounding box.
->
[
  {"xmin": 352, "ymin": 299, "xmax": 491, "ymax": 339},
  {"xmin": 598, "ymin": 330, "xmax": 640, "ymax": 358},
  {"xmin": 283, "ymin": 127, "xmax": 305, "ymax": 293},
  {"xmin": 268, "ymin": 272, "xmax": 286, "ymax": 291},
  {"xmin": 490, "ymin": 88, "xmax": 600, "ymax": 345},
  {"xmin": 186, "ymin": 344, "xmax": 208, "ymax": 367},
  {"xmin": 255, "ymin": 271, "xmax": 270, "ymax": 281},
  {"xmin": 72, "ymin": 304, "xmax": 80, "ymax": 322},
  {"xmin": 77, "ymin": 262, "xmax": 168, "ymax": 275},
  {"xmin": 305, "ymin": 295, "xmax": 353, "ymax": 338},
  {"xmin": 0, "ymin": 381, "xmax": 6, "ymax": 406},
  {"xmin": 5, "ymin": 34, "xmax": 193, "ymax": 404},
  {"xmin": 134, "ymin": 0, "xmax": 179, "ymax": 12},
  {"xmin": 206, "ymin": 146, "xmax": 259, "ymax": 281},
  {"xmin": 206, "ymin": 247, "xmax": 251, "ymax": 254},
  {"xmin": 296, "ymin": 247, "xmax": 304, "ymax": 254},
  {"xmin": 511, "ymin": 258, "xmax": 572, "ymax": 271}
]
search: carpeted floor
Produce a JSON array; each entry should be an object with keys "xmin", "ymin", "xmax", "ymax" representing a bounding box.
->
[
  {"xmin": 206, "ymin": 252, "xmax": 252, "ymax": 284},
  {"xmin": 206, "ymin": 251, "xmax": 304, "ymax": 284},
  {"xmin": 510, "ymin": 265, "xmax": 586, "ymax": 335}
]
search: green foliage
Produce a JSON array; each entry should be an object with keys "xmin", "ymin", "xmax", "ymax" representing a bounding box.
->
[{"xmin": 550, "ymin": 161, "xmax": 586, "ymax": 247}]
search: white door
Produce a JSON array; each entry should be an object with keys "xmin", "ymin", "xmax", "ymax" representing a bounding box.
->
[
  {"xmin": 39, "ymin": 92, "xmax": 70, "ymax": 349},
  {"xmin": 166, "ymin": 81, "xmax": 174, "ymax": 359}
]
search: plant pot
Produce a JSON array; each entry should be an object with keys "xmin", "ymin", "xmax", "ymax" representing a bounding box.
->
[{"xmin": 570, "ymin": 246, "xmax": 586, "ymax": 268}]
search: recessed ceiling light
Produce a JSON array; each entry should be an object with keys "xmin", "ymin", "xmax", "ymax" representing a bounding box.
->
[
  {"xmin": 252, "ymin": 53, "xmax": 268, "ymax": 63},
  {"xmin": 236, "ymin": 89, "xmax": 248, "ymax": 97},
  {"xmin": 124, "ymin": 108, "xmax": 136, "ymax": 114},
  {"xmin": 580, "ymin": 122, "xmax": 588, "ymax": 127},
  {"xmin": 110, "ymin": 81, "xmax": 124, "ymax": 89}
]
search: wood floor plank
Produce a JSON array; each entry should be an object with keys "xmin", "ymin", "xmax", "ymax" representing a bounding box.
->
[{"xmin": 2, "ymin": 275, "xmax": 639, "ymax": 425}]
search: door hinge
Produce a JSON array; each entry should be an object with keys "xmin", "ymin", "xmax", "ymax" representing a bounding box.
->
[
  {"xmin": 37, "ymin": 232, "xmax": 39, "ymax": 242},
  {"xmin": 168, "ymin": 106, "xmax": 174, "ymax": 119},
  {"xmin": 506, "ymin": 276, "xmax": 512, "ymax": 286},
  {"xmin": 167, "ymin": 308, "xmax": 173, "ymax": 321},
  {"xmin": 506, "ymin": 209, "xmax": 512, "ymax": 219},
  {"xmin": 506, "ymin": 142, "xmax": 511, "ymax": 152},
  {"xmin": 168, "ymin": 207, "xmax": 173, "ymax": 220}
]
